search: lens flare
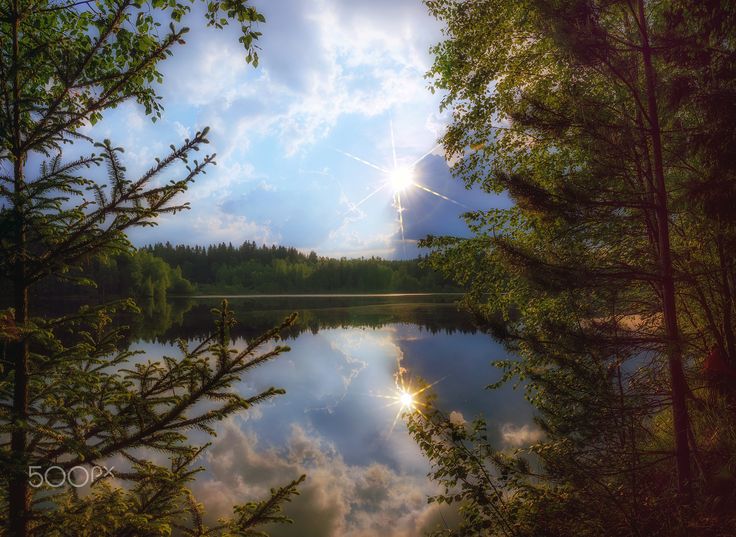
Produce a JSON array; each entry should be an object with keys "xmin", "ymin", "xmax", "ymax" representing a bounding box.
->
[
  {"xmin": 337, "ymin": 120, "xmax": 468, "ymax": 255},
  {"xmin": 371, "ymin": 372, "xmax": 445, "ymax": 435},
  {"xmin": 399, "ymin": 390, "xmax": 415, "ymax": 410},
  {"xmin": 389, "ymin": 167, "xmax": 414, "ymax": 193}
]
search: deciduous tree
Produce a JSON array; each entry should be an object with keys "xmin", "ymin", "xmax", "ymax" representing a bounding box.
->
[{"xmin": 415, "ymin": 0, "xmax": 736, "ymax": 534}]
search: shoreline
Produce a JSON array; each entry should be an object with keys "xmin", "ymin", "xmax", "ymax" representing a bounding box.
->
[{"xmin": 180, "ymin": 292, "xmax": 463, "ymax": 299}]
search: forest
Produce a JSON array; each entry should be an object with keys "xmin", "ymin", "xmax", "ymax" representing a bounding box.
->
[
  {"xmin": 144, "ymin": 241, "xmax": 456, "ymax": 293},
  {"xmin": 23, "ymin": 242, "xmax": 457, "ymax": 301},
  {"xmin": 406, "ymin": 1, "xmax": 736, "ymax": 536}
]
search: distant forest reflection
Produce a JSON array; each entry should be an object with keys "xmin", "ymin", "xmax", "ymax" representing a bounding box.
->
[{"xmin": 37, "ymin": 294, "xmax": 480, "ymax": 344}]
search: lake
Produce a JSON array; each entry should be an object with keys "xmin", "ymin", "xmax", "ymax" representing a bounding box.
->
[{"xmin": 83, "ymin": 294, "xmax": 535, "ymax": 536}]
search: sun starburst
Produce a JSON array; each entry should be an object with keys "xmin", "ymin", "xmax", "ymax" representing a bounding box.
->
[
  {"xmin": 371, "ymin": 371, "xmax": 444, "ymax": 434},
  {"xmin": 389, "ymin": 167, "xmax": 414, "ymax": 193},
  {"xmin": 398, "ymin": 390, "xmax": 415, "ymax": 410},
  {"xmin": 337, "ymin": 120, "xmax": 467, "ymax": 253}
]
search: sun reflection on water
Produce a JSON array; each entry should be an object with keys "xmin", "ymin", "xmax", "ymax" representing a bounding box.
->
[{"xmin": 372, "ymin": 369, "xmax": 443, "ymax": 434}]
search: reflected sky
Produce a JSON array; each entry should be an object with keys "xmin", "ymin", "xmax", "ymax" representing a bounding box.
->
[{"xmin": 130, "ymin": 297, "xmax": 536, "ymax": 536}]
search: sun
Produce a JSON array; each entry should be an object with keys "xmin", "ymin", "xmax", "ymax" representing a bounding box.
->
[
  {"xmin": 337, "ymin": 120, "xmax": 467, "ymax": 255},
  {"xmin": 398, "ymin": 390, "xmax": 415, "ymax": 411},
  {"xmin": 388, "ymin": 166, "xmax": 414, "ymax": 193}
]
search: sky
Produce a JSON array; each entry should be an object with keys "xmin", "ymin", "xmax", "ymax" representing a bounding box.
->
[{"xmin": 79, "ymin": 0, "xmax": 509, "ymax": 259}]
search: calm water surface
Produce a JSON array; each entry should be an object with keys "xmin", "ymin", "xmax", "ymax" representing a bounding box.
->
[{"xmin": 119, "ymin": 295, "xmax": 533, "ymax": 536}]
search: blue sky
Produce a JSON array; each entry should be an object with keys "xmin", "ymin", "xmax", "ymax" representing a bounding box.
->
[{"xmin": 80, "ymin": 0, "xmax": 509, "ymax": 258}]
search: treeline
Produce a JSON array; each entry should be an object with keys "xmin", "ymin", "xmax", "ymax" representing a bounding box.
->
[
  {"xmin": 23, "ymin": 242, "xmax": 457, "ymax": 300},
  {"xmin": 142, "ymin": 241, "xmax": 457, "ymax": 293},
  {"xmin": 105, "ymin": 296, "xmax": 478, "ymax": 345},
  {"xmin": 28, "ymin": 249, "xmax": 195, "ymax": 302}
]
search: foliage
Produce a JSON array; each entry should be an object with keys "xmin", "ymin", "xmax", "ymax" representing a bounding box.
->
[
  {"xmin": 408, "ymin": 410, "xmax": 520, "ymax": 537},
  {"xmin": 414, "ymin": 0, "xmax": 736, "ymax": 535},
  {"xmin": 2, "ymin": 241, "xmax": 458, "ymax": 301},
  {"xmin": 0, "ymin": 0, "xmax": 305, "ymax": 534},
  {"xmin": 145, "ymin": 241, "xmax": 458, "ymax": 293},
  {"xmin": 22, "ymin": 248, "xmax": 197, "ymax": 302},
  {"xmin": 0, "ymin": 302, "xmax": 304, "ymax": 537}
]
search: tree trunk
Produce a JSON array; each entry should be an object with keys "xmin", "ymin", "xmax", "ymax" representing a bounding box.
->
[
  {"xmin": 637, "ymin": 0, "xmax": 692, "ymax": 503},
  {"xmin": 9, "ymin": 0, "xmax": 31, "ymax": 533},
  {"xmin": 9, "ymin": 158, "xmax": 30, "ymax": 536},
  {"xmin": 717, "ymin": 235, "xmax": 736, "ymax": 362},
  {"xmin": 8, "ymin": 281, "xmax": 30, "ymax": 537}
]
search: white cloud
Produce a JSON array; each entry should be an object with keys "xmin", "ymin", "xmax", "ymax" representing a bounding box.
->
[
  {"xmin": 124, "ymin": 104, "xmax": 147, "ymax": 131},
  {"xmin": 449, "ymin": 410, "xmax": 466, "ymax": 427},
  {"xmin": 130, "ymin": 211, "xmax": 277, "ymax": 246},
  {"xmin": 74, "ymin": 0, "xmax": 457, "ymax": 256},
  {"xmin": 159, "ymin": 0, "xmax": 442, "ymax": 156},
  {"xmin": 161, "ymin": 30, "xmax": 256, "ymax": 108},
  {"xmin": 267, "ymin": 0, "xmax": 439, "ymax": 155},
  {"xmin": 193, "ymin": 213, "xmax": 276, "ymax": 244},
  {"xmin": 187, "ymin": 159, "xmax": 259, "ymax": 202},
  {"xmin": 500, "ymin": 423, "xmax": 544, "ymax": 447},
  {"xmin": 172, "ymin": 121, "xmax": 192, "ymax": 140},
  {"xmin": 192, "ymin": 420, "xmax": 453, "ymax": 537},
  {"xmin": 306, "ymin": 339, "xmax": 368, "ymax": 414}
]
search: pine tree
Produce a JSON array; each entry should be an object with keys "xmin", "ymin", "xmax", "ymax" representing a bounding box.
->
[{"xmin": 0, "ymin": 0, "xmax": 304, "ymax": 535}]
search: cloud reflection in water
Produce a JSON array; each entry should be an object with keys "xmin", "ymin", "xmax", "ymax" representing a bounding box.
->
[{"xmin": 130, "ymin": 300, "xmax": 534, "ymax": 536}]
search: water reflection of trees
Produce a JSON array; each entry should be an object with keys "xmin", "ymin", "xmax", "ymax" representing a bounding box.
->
[
  {"xmin": 128, "ymin": 298, "xmax": 479, "ymax": 344},
  {"xmin": 31, "ymin": 296, "xmax": 480, "ymax": 345}
]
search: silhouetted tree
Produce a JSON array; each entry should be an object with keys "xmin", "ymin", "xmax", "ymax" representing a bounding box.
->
[{"xmin": 414, "ymin": 0, "xmax": 736, "ymax": 534}]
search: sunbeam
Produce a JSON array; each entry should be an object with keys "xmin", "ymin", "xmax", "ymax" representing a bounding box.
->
[
  {"xmin": 410, "ymin": 144, "xmax": 441, "ymax": 168},
  {"xmin": 395, "ymin": 190, "xmax": 405, "ymax": 251},
  {"xmin": 348, "ymin": 183, "xmax": 389, "ymax": 213},
  {"xmin": 337, "ymin": 123, "xmax": 466, "ymax": 244},
  {"xmin": 335, "ymin": 148, "xmax": 388, "ymax": 173},
  {"xmin": 413, "ymin": 183, "xmax": 467, "ymax": 207}
]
